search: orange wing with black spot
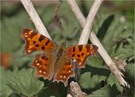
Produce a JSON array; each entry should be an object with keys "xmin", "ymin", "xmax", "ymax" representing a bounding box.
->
[
  {"xmin": 21, "ymin": 28, "xmax": 57, "ymax": 80},
  {"xmin": 54, "ymin": 59, "xmax": 75, "ymax": 86},
  {"xmin": 33, "ymin": 54, "xmax": 53, "ymax": 80},
  {"xmin": 66, "ymin": 44, "xmax": 98, "ymax": 68},
  {"xmin": 21, "ymin": 28, "xmax": 57, "ymax": 54}
]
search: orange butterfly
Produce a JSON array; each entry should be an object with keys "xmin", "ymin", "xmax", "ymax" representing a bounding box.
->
[{"xmin": 21, "ymin": 28, "xmax": 98, "ymax": 86}]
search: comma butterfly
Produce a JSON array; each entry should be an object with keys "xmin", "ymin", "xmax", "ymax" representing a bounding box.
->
[{"xmin": 21, "ymin": 28, "xmax": 98, "ymax": 86}]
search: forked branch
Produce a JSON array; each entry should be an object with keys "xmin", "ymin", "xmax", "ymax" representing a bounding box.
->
[
  {"xmin": 20, "ymin": 0, "xmax": 83, "ymax": 97},
  {"xmin": 20, "ymin": 1, "xmax": 129, "ymax": 97},
  {"xmin": 67, "ymin": 0, "xmax": 129, "ymax": 88}
]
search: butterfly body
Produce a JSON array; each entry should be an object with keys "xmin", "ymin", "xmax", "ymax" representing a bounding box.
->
[{"xmin": 21, "ymin": 28, "xmax": 98, "ymax": 86}]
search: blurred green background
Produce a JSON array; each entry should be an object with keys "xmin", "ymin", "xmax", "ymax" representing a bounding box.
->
[{"xmin": 0, "ymin": 0, "xmax": 134, "ymax": 97}]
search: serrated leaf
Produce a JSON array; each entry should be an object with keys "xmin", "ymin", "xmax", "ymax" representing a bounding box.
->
[
  {"xmin": 0, "ymin": 67, "xmax": 13, "ymax": 97},
  {"xmin": 6, "ymin": 69, "xmax": 44, "ymax": 97},
  {"xmin": 79, "ymin": 72, "xmax": 98, "ymax": 89},
  {"xmin": 79, "ymin": 71, "xmax": 107, "ymax": 89},
  {"xmin": 107, "ymin": 73, "xmax": 123, "ymax": 93},
  {"xmin": 125, "ymin": 63, "xmax": 135, "ymax": 81},
  {"xmin": 87, "ymin": 85, "xmax": 117, "ymax": 97}
]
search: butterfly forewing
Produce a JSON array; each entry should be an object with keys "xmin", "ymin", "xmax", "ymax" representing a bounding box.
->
[
  {"xmin": 21, "ymin": 28, "xmax": 57, "ymax": 54},
  {"xmin": 67, "ymin": 44, "xmax": 98, "ymax": 68}
]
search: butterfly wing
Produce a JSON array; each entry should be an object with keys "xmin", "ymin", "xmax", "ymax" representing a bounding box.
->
[
  {"xmin": 33, "ymin": 54, "xmax": 53, "ymax": 80},
  {"xmin": 21, "ymin": 28, "xmax": 57, "ymax": 54},
  {"xmin": 21, "ymin": 28, "xmax": 57, "ymax": 80},
  {"xmin": 66, "ymin": 44, "xmax": 98, "ymax": 68},
  {"xmin": 54, "ymin": 59, "xmax": 75, "ymax": 86}
]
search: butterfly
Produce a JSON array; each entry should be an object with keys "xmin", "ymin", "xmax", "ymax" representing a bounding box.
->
[{"xmin": 21, "ymin": 28, "xmax": 98, "ymax": 86}]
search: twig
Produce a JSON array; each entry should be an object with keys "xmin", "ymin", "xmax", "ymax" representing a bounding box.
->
[
  {"xmin": 67, "ymin": 0, "xmax": 130, "ymax": 88},
  {"xmin": 67, "ymin": 0, "xmax": 103, "ymax": 44},
  {"xmin": 67, "ymin": 0, "xmax": 103, "ymax": 96},
  {"xmin": 20, "ymin": 0, "xmax": 51, "ymax": 39},
  {"xmin": 78, "ymin": 0, "xmax": 103, "ymax": 44},
  {"xmin": 69, "ymin": 82, "xmax": 87, "ymax": 97},
  {"xmin": 20, "ymin": 1, "xmax": 86, "ymax": 97},
  {"xmin": 90, "ymin": 32, "xmax": 129, "ymax": 87}
]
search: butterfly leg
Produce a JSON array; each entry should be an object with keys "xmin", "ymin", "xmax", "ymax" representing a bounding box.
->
[{"xmin": 68, "ymin": 58, "xmax": 80, "ymax": 81}]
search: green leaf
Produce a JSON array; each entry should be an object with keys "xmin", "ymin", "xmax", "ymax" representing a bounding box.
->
[
  {"xmin": 79, "ymin": 72, "xmax": 98, "ymax": 89},
  {"xmin": 79, "ymin": 71, "xmax": 107, "ymax": 89},
  {"xmin": 87, "ymin": 85, "xmax": 117, "ymax": 97},
  {"xmin": 125, "ymin": 63, "xmax": 135, "ymax": 81},
  {"xmin": 107, "ymin": 73, "xmax": 123, "ymax": 93},
  {"xmin": 6, "ymin": 68, "xmax": 44, "ymax": 97},
  {"xmin": 0, "ymin": 67, "xmax": 13, "ymax": 97}
]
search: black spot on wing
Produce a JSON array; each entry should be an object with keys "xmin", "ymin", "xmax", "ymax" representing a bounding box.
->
[
  {"xmin": 81, "ymin": 53, "xmax": 84, "ymax": 56},
  {"xmin": 45, "ymin": 40, "xmax": 50, "ymax": 45},
  {"xmin": 42, "ymin": 56, "xmax": 45, "ymax": 59},
  {"xmin": 78, "ymin": 45, "xmax": 83, "ymax": 51},
  {"xmin": 39, "ymin": 35, "xmax": 45, "ymax": 42},
  {"xmin": 77, "ymin": 54, "xmax": 80, "ymax": 57},
  {"xmin": 45, "ymin": 57, "xmax": 48, "ymax": 61},
  {"xmin": 66, "ymin": 62, "xmax": 70, "ymax": 65},
  {"xmin": 42, "ymin": 46, "xmax": 45, "ymax": 50},
  {"xmin": 73, "ymin": 47, "xmax": 75, "ymax": 52},
  {"xmin": 33, "ymin": 41, "xmax": 36, "ymax": 44},
  {"xmin": 86, "ymin": 45, "xmax": 90, "ymax": 51},
  {"xmin": 72, "ymin": 54, "xmax": 75, "ymax": 57},
  {"xmin": 35, "ymin": 44, "xmax": 39, "ymax": 47}
]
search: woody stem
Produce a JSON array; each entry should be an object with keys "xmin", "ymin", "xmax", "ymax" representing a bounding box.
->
[
  {"xmin": 67, "ymin": 0, "xmax": 129, "ymax": 87},
  {"xmin": 20, "ymin": 0, "xmax": 51, "ymax": 39}
]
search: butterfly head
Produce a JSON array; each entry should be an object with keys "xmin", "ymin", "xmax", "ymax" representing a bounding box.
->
[{"xmin": 60, "ymin": 41, "xmax": 66, "ymax": 48}]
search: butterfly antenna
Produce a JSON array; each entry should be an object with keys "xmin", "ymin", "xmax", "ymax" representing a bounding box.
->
[
  {"xmin": 54, "ymin": 0, "xmax": 64, "ymax": 42},
  {"xmin": 60, "ymin": 22, "xmax": 64, "ymax": 39},
  {"xmin": 66, "ymin": 27, "xmax": 77, "ymax": 40}
]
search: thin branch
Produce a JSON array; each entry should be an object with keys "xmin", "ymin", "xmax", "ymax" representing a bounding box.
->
[
  {"xmin": 90, "ymin": 32, "xmax": 129, "ymax": 87},
  {"xmin": 20, "ymin": 0, "xmax": 51, "ymax": 39},
  {"xmin": 67, "ymin": 0, "xmax": 103, "ymax": 44},
  {"xmin": 78, "ymin": 0, "xmax": 103, "ymax": 44},
  {"xmin": 67, "ymin": 0, "xmax": 103, "ymax": 96},
  {"xmin": 20, "ymin": 1, "xmax": 86, "ymax": 97},
  {"xmin": 69, "ymin": 82, "xmax": 87, "ymax": 97},
  {"xmin": 67, "ymin": 0, "xmax": 130, "ymax": 88}
]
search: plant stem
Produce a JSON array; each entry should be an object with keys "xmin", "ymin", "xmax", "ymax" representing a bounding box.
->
[
  {"xmin": 20, "ymin": 0, "xmax": 51, "ymax": 39},
  {"xmin": 67, "ymin": 0, "xmax": 129, "ymax": 88}
]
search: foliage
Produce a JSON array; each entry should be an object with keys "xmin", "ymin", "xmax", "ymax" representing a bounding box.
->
[
  {"xmin": 0, "ymin": 68, "xmax": 44, "ymax": 97},
  {"xmin": 1, "ymin": 1, "xmax": 134, "ymax": 97}
]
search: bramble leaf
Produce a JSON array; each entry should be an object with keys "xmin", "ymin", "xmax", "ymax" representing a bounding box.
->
[{"xmin": 6, "ymin": 69, "xmax": 44, "ymax": 97}]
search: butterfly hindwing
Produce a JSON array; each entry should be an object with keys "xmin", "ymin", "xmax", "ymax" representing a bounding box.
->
[
  {"xmin": 21, "ymin": 28, "xmax": 57, "ymax": 54},
  {"xmin": 67, "ymin": 44, "xmax": 98, "ymax": 68},
  {"xmin": 54, "ymin": 59, "xmax": 75, "ymax": 86},
  {"xmin": 33, "ymin": 54, "xmax": 53, "ymax": 80}
]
